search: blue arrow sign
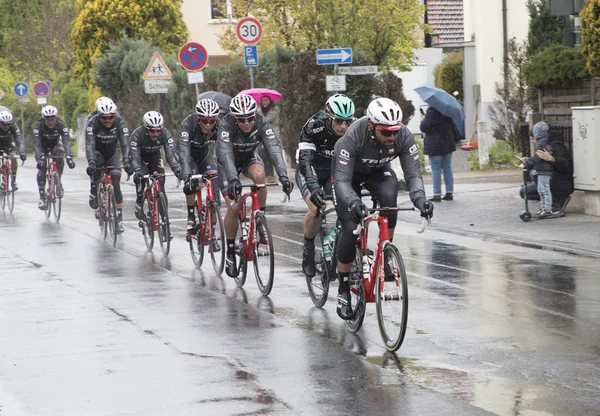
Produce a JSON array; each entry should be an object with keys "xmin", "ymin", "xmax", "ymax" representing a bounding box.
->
[
  {"xmin": 13, "ymin": 82, "xmax": 29, "ymax": 97},
  {"xmin": 244, "ymin": 45, "xmax": 258, "ymax": 67},
  {"xmin": 316, "ymin": 48, "xmax": 352, "ymax": 65}
]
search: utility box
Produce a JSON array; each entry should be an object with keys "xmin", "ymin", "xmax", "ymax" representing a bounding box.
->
[{"xmin": 572, "ymin": 106, "xmax": 600, "ymax": 191}]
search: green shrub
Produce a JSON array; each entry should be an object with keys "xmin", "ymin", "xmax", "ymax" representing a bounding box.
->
[
  {"xmin": 523, "ymin": 44, "xmax": 589, "ymax": 89},
  {"xmin": 433, "ymin": 52, "xmax": 463, "ymax": 102},
  {"xmin": 468, "ymin": 140, "xmax": 521, "ymax": 170}
]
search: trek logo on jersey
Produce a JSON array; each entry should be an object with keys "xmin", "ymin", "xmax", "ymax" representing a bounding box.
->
[
  {"xmin": 321, "ymin": 149, "xmax": 334, "ymax": 157},
  {"xmin": 362, "ymin": 156, "xmax": 395, "ymax": 165}
]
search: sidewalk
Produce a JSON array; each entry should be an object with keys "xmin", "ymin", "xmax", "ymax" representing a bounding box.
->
[{"xmin": 404, "ymin": 169, "xmax": 600, "ymax": 258}]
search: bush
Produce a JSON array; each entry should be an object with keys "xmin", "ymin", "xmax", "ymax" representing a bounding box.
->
[
  {"xmin": 433, "ymin": 52, "xmax": 463, "ymax": 102},
  {"xmin": 468, "ymin": 140, "xmax": 521, "ymax": 170},
  {"xmin": 523, "ymin": 44, "xmax": 589, "ymax": 89}
]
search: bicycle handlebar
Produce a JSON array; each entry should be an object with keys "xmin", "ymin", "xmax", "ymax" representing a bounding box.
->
[
  {"xmin": 352, "ymin": 207, "xmax": 431, "ymax": 235},
  {"xmin": 141, "ymin": 172, "xmax": 175, "ymax": 180}
]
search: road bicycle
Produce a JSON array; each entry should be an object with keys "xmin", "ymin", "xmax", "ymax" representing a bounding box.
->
[
  {"xmin": 42, "ymin": 154, "xmax": 62, "ymax": 222},
  {"xmin": 0, "ymin": 151, "xmax": 16, "ymax": 213},
  {"xmin": 138, "ymin": 172, "xmax": 172, "ymax": 256},
  {"xmin": 186, "ymin": 172, "xmax": 225, "ymax": 274},
  {"xmin": 231, "ymin": 183, "xmax": 285, "ymax": 296},
  {"xmin": 95, "ymin": 167, "xmax": 119, "ymax": 247},
  {"xmin": 345, "ymin": 198, "xmax": 428, "ymax": 352}
]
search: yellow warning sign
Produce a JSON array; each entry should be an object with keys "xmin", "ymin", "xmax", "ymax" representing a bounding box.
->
[{"xmin": 143, "ymin": 52, "xmax": 172, "ymax": 80}]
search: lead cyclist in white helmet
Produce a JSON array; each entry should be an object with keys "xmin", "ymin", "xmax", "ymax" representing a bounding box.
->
[{"xmin": 331, "ymin": 97, "xmax": 434, "ymax": 320}]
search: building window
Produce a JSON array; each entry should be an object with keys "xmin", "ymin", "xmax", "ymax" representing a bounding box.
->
[{"xmin": 211, "ymin": 0, "xmax": 233, "ymax": 20}]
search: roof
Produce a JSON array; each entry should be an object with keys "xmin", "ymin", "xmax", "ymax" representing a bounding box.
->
[{"xmin": 427, "ymin": 0, "xmax": 464, "ymax": 44}]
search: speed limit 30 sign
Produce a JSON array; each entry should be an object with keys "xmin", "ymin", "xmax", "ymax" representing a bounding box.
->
[{"xmin": 236, "ymin": 17, "xmax": 263, "ymax": 45}]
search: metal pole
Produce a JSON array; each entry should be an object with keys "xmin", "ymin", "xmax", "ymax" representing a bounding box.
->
[
  {"xmin": 195, "ymin": 83, "xmax": 200, "ymax": 102},
  {"xmin": 157, "ymin": 94, "xmax": 161, "ymax": 113},
  {"xmin": 250, "ymin": 67, "xmax": 254, "ymax": 88},
  {"xmin": 20, "ymin": 104, "xmax": 25, "ymax": 151}
]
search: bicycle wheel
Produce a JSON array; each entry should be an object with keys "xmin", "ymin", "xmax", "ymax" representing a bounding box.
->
[
  {"xmin": 306, "ymin": 229, "xmax": 331, "ymax": 308},
  {"xmin": 45, "ymin": 173, "xmax": 53, "ymax": 220},
  {"xmin": 376, "ymin": 244, "xmax": 409, "ymax": 352},
  {"xmin": 157, "ymin": 192, "xmax": 170, "ymax": 256},
  {"xmin": 347, "ymin": 246, "xmax": 366, "ymax": 333},
  {"xmin": 208, "ymin": 200, "xmax": 225, "ymax": 275},
  {"xmin": 142, "ymin": 193, "xmax": 154, "ymax": 251},
  {"xmin": 107, "ymin": 185, "xmax": 118, "ymax": 247},
  {"xmin": 6, "ymin": 171, "xmax": 14, "ymax": 213},
  {"xmin": 233, "ymin": 215, "xmax": 248, "ymax": 288},
  {"xmin": 252, "ymin": 211, "xmax": 275, "ymax": 295},
  {"xmin": 0, "ymin": 172, "xmax": 5, "ymax": 210},
  {"xmin": 97, "ymin": 186, "xmax": 107, "ymax": 240},
  {"xmin": 52, "ymin": 172, "xmax": 62, "ymax": 223}
]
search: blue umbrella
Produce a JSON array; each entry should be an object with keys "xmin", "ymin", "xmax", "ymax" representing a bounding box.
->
[{"xmin": 414, "ymin": 85, "xmax": 465, "ymax": 134}]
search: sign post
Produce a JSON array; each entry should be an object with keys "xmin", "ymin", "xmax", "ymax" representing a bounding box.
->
[
  {"xmin": 14, "ymin": 82, "xmax": 30, "ymax": 150},
  {"xmin": 237, "ymin": 17, "xmax": 263, "ymax": 89},
  {"xmin": 143, "ymin": 52, "xmax": 173, "ymax": 112},
  {"xmin": 33, "ymin": 81, "xmax": 50, "ymax": 105},
  {"xmin": 178, "ymin": 42, "xmax": 209, "ymax": 102}
]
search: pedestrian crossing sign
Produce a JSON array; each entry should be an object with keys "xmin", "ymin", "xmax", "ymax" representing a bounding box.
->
[{"xmin": 143, "ymin": 52, "xmax": 172, "ymax": 80}]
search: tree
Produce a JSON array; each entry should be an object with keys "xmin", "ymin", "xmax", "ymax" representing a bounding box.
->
[
  {"xmin": 526, "ymin": 0, "xmax": 569, "ymax": 57},
  {"xmin": 433, "ymin": 52, "xmax": 463, "ymax": 102},
  {"xmin": 523, "ymin": 44, "xmax": 588, "ymax": 89},
  {"xmin": 581, "ymin": 0, "xmax": 600, "ymax": 75},
  {"xmin": 219, "ymin": 0, "xmax": 425, "ymax": 70},
  {"xmin": 71, "ymin": 0, "xmax": 189, "ymax": 86}
]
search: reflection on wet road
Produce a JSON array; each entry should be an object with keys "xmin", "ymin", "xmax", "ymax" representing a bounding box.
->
[{"xmin": 0, "ymin": 169, "xmax": 599, "ymax": 415}]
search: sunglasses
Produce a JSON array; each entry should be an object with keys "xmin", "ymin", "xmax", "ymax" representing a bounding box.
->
[
  {"xmin": 147, "ymin": 127, "xmax": 162, "ymax": 133},
  {"xmin": 333, "ymin": 118, "xmax": 352, "ymax": 125},
  {"xmin": 100, "ymin": 115, "xmax": 115, "ymax": 121},
  {"xmin": 44, "ymin": 116, "xmax": 57, "ymax": 120},
  {"xmin": 198, "ymin": 117, "xmax": 217, "ymax": 125},
  {"xmin": 235, "ymin": 115, "xmax": 256, "ymax": 124},
  {"xmin": 1, "ymin": 122, "xmax": 11, "ymax": 126}
]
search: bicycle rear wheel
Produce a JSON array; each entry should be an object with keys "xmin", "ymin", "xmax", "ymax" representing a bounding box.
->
[
  {"xmin": 142, "ymin": 193, "xmax": 154, "ymax": 251},
  {"xmin": 306, "ymin": 230, "xmax": 331, "ymax": 308},
  {"xmin": 157, "ymin": 192, "xmax": 170, "ymax": 256},
  {"xmin": 6, "ymin": 171, "xmax": 14, "ymax": 213},
  {"xmin": 252, "ymin": 211, "xmax": 274, "ymax": 295},
  {"xmin": 376, "ymin": 244, "xmax": 409, "ymax": 352},
  {"xmin": 208, "ymin": 200, "xmax": 225, "ymax": 275},
  {"xmin": 107, "ymin": 185, "xmax": 118, "ymax": 247},
  {"xmin": 347, "ymin": 246, "xmax": 366, "ymax": 333},
  {"xmin": 233, "ymin": 216, "xmax": 248, "ymax": 288},
  {"xmin": 52, "ymin": 172, "xmax": 62, "ymax": 223}
]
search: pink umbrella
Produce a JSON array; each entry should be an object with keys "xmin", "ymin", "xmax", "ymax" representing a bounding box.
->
[{"xmin": 239, "ymin": 88, "xmax": 282, "ymax": 102}]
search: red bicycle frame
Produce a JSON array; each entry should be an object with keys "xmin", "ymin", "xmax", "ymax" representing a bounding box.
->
[{"xmin": 143, "ymin": 172, "xmax": 163, "ymax": 231}]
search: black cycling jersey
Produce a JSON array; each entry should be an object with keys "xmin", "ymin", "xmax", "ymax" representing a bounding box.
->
[
  {"xmin": 216, "ymin": 112, "xmax": 288, "ymax": 183},
  {"xmin": 85, "ymin": 114, "xmax": 129, "ymax": 164},
  {"xmin": 178, "ymin": 113, "xmax": 217, "ymax": 176},
  {"xmin": 33, "ymin": 117, "xmax": 72, "ymax": 159},
  {"xmin": 129, "ymin": 125, "xmax": 179, "ymax": 172},
  {"xmin": 0, "ymin": 122, "xmax": 24, "ymax": 154},
  {"xmin": 296, "ymin": 110, "xmax": 346, "ymax": 193}
]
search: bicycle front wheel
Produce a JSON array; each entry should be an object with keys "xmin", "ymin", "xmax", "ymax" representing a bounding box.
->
[
  {"xmin": 157, "ymin": 192, "xmax": 170, "ymax": 256},
  {"xmin": 45, "ymin": 173, "xmax": 53, "ymax": 220},
  {"xmin": 97, "ymin": 186, "xmax": 107, "ymax": 240},
  {"xmin": 107, "ymin": 185, "xmax": 118, "ymax": 247},
  {"xmin": 52, "ymin": 172, "xmax": 61, "ymax": 223},
  {"xmin": 376, "ymin": 244, "xmax": 409, "ymax": 352},
  {"xmin": 252, "ymin": 211, "xmax": 274, "ymax": 296},
  {"xmin": 6, "ymin": 171, "xmax": 14, "ymax": 213},
  {"xmin": 208, "ymin": 200, "xmax": 225, "ymax": 275},
  {"xmin": 0, "ymin": 172, "xmax": 6, "ymax": 211},
  {"xmin": 347, "ymin": 246, "xmax": 366, "ymax": 333},
  {"xmin": 142, "ymin": 193, "xmax": 154, "ymax": 251},
  {"xmin": 306, "ymin": 230, "xmax": 331, "ymax": 308},
  {"xmin": 233, "ymin": 215, "xmax": 248, "ymax": 288}
]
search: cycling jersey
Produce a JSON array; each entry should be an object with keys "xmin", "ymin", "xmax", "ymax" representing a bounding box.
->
[
  {"xmin": 178, "ymin": 114, "xmax": 217, "ymax": 175},
  {"xmin": 0, "ymin": 122, "xmax": 24, "ymax": 155},
  {"xmin": 296, "ymin": 110, "xmax": 346, "ymax": 193},
  {"xmin": 216, "ymin": 112, "xmax": 287, "ymax": 183},
  {"xmin": 129, "ymin": 125, "xmax": 179, "ymax": 173},
  {"xmin": 33, "ymin": 117, "xmax": 72, "ymax": 159},
  {"xmin": 332, "ymin": 116, "xmax": 425, "ymax": 207},
  {"xmin": 85, "ymin": 114, "xmax": 129, "ymax": 165}
]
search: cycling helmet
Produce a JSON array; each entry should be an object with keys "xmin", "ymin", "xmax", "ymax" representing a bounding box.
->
[
  {"xmin": 195, "ymin": 99, "xmax": 220, "ymax": 118},
  {"xmin": 143, "ymin": 111, "xmax": 164, "ymax": 128},
  {"xmin": 325, "ymin": 94, "xmax": 355, "ymax": 119},
  {"xmin": 96, "ymin": 97, "xmax": 117, "ymax": 115},
  {"xmin": 41, "ymin": 105, "xmax": 58, "ymax": 117},
  {"xmin": 367, "ymin": 98, "xmax": 403, "ymax": 129},
  {"xmin": 0, "ymin": 111, "xmax": 13, "ymax": 123},
  {"xmin": 229, "ymin": 93, "xmax": 257, "ymax": 117}
]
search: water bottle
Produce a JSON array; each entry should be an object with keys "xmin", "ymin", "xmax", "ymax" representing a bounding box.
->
[{"xmin": 322, "ymin": 228, "xmax": 337, "ymax": 261}]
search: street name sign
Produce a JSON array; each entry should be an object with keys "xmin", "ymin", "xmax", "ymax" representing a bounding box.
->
[
  {"xmin": 144, "ymin": 79, "xmax": 172, "ymax": 94},
  {"xmin": 338, "ymin": 66, "xmax": 378, "ymax": 75}
]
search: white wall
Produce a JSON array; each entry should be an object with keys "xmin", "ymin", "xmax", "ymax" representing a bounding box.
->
[{"xmin": 181, "ymin": 0, "xmax": 230, "ymax": 60}]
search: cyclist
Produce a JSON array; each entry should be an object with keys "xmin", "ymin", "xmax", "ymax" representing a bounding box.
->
[
  {"xmin": 179, "ymin": 98, "xmax": 221, "ymax": 231},
  {"xmin": 87, "ymin": 97, "xmax": 114, "ymax": 122},
  {"xmin": 85, "ymin": 99, "xmax": 132, "ymax": 233},
  {"xmin": 33, "ymin": 106, "xmax": 76, "ymax": 209},
  {"xmin": 296, "ymin": 94, "xmax": 355, "ymax": 278},
  {"xmin": 130, "ymin": 111, "xmax": 182, "ymax": 221},
  {"xmin": 0, "ymin": 110, "xmax": 26, "ymax": 190},
  {"xmin": 216, "ymin": 93, "xmax": 294, "ymax": 278},
  {"xmin": 332, "ymin": 97, "xmax": 434, "ymax": 320}
]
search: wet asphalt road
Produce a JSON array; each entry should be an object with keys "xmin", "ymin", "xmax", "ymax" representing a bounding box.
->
[{"xmin": 1, "ymin": 164, "xmax": 599, "ymax": 416}]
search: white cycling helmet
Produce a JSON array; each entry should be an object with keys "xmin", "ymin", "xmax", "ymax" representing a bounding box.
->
[
  {"xmin": 41, "ymin": 105, "xmax": 58, "ymax": 117},
  {"xmin": 229, "ymin": 93, "xmax": 257, "ymax": 117},
  {"xmin": 367, "ymin": 98, "xmax": 403, "ymax": 130},
  {"xmin": 96, "ymin": 97, "xmax": 117, "ymax": 115},
  {"xmin": 195, "ymin": 99, "xmax": 220, "ymax": 118},
  {"xmin": 0, "ymin": 111, "xmax": 13, "ymax": 123},
  {"xmin": 143, "ymin": 111, "xmax": 164, "ymax": 128}
]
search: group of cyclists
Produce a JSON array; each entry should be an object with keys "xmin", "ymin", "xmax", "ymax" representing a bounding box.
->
[{"xmin": 0, "ymin": 90, "xmax": 434, "ymax": 321}]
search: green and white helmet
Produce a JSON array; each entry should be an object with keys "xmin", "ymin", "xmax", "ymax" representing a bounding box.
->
[{"xmin": 325, "ymin": 94, "xmax": 355, "ymax": 119}]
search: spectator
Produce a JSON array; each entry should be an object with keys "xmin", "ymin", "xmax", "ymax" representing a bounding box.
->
[
  {"xmin": 420, "ymin": 107, "xmax": 455, "ymax": 201},
  {"xmin": 521, "ymin": 121, "xmax": 553, "ymax": 216},
  {"xmin": 257, "ymin": 96, "xmax": 280, "ymax": 183}
]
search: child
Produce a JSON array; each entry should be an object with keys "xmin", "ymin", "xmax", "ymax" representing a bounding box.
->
[{"xmin": 523, "ymin": 121, "xmax": 554, "ymax": 216}]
